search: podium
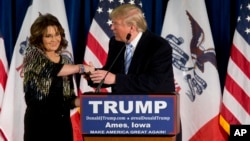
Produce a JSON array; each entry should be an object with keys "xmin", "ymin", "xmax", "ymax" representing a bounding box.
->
[{"xmin": 80, "ymin": 92, "xmax": 180, "ymax": 141}]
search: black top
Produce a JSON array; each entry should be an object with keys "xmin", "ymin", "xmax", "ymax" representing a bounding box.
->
[{"xmin": 23, "ymin": 46, "xmax": 76, "ymax": 141}]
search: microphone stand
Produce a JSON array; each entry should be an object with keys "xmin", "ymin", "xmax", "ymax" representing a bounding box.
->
[{"xmin": 95, "ymin": 34, "xmax": 131, "ymax": 93}]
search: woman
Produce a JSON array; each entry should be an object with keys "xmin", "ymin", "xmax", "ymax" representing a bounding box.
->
[{"xmin": 22, "ymin": 13, "xmax": 92, "ymax": 141}]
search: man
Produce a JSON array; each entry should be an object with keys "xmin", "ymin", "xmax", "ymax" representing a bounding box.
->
[{"xmin": 89, "ymin": 4, "xmax": 175, "ymax": 93}]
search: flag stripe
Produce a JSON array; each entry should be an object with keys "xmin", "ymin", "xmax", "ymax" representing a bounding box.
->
[
  {"xmin": 225, "ymin": 74, "xmax": 250, "ymax": 115},
  {"xmin": 83, "ymin": 19, "xmax": 110, "ymax": 68},
  {"xmin": 226, "ymin": 57, "xmax": 250, "ymax": 97},
  {"xmin": 0, "ymin": 130, "xmax": 7, "ymax": 141},
  {"xmin": 0, "ymin": 61, "xmax": 7, "ymax": 91},
  {"xmin": 222, "ymin": 88, "xmax": 250, "ymax": 124},
  {"xmin": 233, "ymin": 31, "xmax": 250, "ymax": 61},
  {"xmin": 219, "ymin": 114, "xmax": 230, "ymax": 135},
  {"xmin": 83, "ymin": 48, "xmax": 101, "ymax": 66},
  {"xmin": 230, "ymin": 44, "xmax": 250, "ymax": 79},
  {"xmin": 70, "ymin": 108, "xmax": 82, "ymax": 141},
  {"xmin": 90, "ymin": 20, "xmax": 110, "ymax": 51},
  {"xmin": 0, "ymin": 37, "xmax": 8, "ymax": 90},
  {"xmin": 221, "ymin": 102, "xmax": 240, "ymax": 125},
  {"xmin": 87, "ymin": 33, "xmax": 107, "ymax": 65}
]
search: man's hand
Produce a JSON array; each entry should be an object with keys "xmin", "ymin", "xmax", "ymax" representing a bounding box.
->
[{"xmin": 89, "ymin": 70, "xmax": 116, "ymax": 84}]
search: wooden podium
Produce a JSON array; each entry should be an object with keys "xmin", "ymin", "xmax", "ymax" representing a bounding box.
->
[{"xmin": 81, "ymin": 93, "xmax": 180, "ymax": 141}]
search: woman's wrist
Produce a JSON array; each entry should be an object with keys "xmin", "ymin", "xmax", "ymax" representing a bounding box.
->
[
  {"xmin": 79, "ymin": 64, "xmax": 85, "ymax": 74},
  {"xmin": 78, "ymin": 63, "xmax": 95, "ymax": 74}
]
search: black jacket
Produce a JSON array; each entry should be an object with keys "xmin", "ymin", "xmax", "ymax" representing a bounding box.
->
[{"xmin": 90, "ymin": 30, "xmax": 175, "ymax": 94}]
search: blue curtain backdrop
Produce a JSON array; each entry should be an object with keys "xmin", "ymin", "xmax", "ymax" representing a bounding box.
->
[{"xmin": 0, "ymin": 0, "xmax": 237, "ymax": 90}]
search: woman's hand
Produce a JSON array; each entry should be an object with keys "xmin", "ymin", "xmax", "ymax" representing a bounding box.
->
[
  {"xmin": 74, "ymin": 97, "xmax": 80, "ymax": 107},
  {"xmin": 84, "ymin": 61, "xmax": 95, "ymax": 74}
]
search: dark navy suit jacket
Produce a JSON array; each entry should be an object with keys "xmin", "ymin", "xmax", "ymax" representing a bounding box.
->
[{"xmin": 90, "ymin": 30, "xmax": 175, "ymax": 94}]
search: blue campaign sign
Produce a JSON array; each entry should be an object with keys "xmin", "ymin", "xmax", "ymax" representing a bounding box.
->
[{"xmin": 80, "ymin": 93, "xmax": 179, "ymax": 135}]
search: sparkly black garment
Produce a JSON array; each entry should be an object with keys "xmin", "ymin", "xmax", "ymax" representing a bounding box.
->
[{"xmin": 23, "ymin": 46, "xmax": 76, "ymax": 141}]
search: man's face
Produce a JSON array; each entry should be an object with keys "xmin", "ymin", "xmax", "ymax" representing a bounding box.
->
[{"xmin": 110, "ymin": 18, "xmax": 131, "ymax": 42}]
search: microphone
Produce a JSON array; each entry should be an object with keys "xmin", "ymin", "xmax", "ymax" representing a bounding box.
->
[{"xmin": 95, "ymin": 33, "xmax": 131, "ymax": 93}]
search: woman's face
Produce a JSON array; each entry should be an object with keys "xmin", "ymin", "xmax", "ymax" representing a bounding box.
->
[{"xmin": 42, "ymin": 25, "xmax": 61, "ymax": 52}]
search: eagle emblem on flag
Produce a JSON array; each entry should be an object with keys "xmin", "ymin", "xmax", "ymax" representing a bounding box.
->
[{"xmin": 166, "ymin": 10, "xmax": 217, "ymax": 102}]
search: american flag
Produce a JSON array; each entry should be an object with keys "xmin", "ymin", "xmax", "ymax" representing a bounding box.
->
[
  {"xmin": 220, "ymin": 0, "xmax": 250, "ymax": 134},
  {"xmin": 79, "ymin": 0, "xmax": 142, "ymax": 93}
]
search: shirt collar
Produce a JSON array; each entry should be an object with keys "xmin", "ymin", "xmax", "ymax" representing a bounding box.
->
[{"xmin": 130, "ymin": 32, "xmax": 142, "ymax": 49}]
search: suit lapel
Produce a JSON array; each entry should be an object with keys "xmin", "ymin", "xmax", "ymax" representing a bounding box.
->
[{"xmin": 128, "ymin": 31, "xmax": 149, "ymax": 73}]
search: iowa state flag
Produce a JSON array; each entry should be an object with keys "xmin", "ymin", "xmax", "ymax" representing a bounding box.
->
[
  {"xmin": 0, "ymin": 0, "xmax": 82, "ymax": 141},
  {"xmin": 220, "ymin": 0, "xmax": 250, "ymax": 135},
  {"xmin": 0, "ymin": 37, "xmax": 8, "ymax": 110},
  {"xmin": 161, "ymin": 0, "xmax": 227, "ymax": 140},
  {"xmin": 79, "ymin": 0, "xmax": 142, "ymax": 93}
]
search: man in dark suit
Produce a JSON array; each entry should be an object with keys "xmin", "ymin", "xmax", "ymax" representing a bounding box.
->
[{"xmin": 89, "ymin": 4, "xmax": 175, "ymax": 93}]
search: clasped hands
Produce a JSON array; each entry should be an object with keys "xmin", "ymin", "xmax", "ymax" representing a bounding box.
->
[{"xmin": 83, "ymin": 62, "xmax": 116, "ymax": 85}]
